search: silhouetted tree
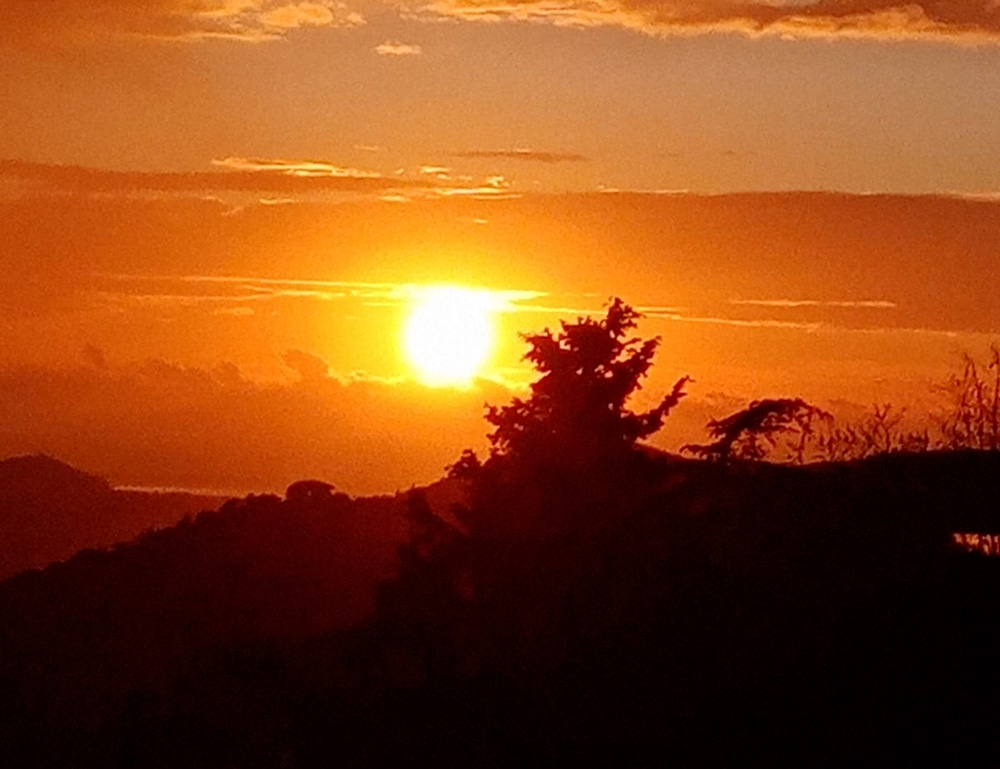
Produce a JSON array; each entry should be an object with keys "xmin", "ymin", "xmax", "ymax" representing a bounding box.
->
[
  {"xmin": 447, "ymin": 298, "xmax": 689, "ymax": 540},
  {"xmin": 684, "ymin": 398, "xmax": 830, "ymax": 464},
  {"xmin": 284, "ymin": 480, "xmax": 337, "ymax": 503},
  {"xmin": 475, "ymin": 298, "xmax": 690, "ymax": 471}
]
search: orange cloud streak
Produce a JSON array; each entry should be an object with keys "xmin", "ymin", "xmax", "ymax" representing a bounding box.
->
[
  {"xmin": 0, "ymin": 0, "xmax": 362, "ymax": 47},
  {"xmin": 415, "ymin": 0, "xmax": 1000, "ymax": 44}
]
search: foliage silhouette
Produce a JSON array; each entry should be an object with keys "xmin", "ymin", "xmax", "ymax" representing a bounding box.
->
[
  {"xmin": 448, "ymin": 298, "xmax": 689, "ymax": 539},
  {"xmin": 938, "ymin": 344, "xmax": 1000, "ymax": 451},
  {"xmin": 683, "ymin": 398, "xmax": 831, "ymax": 464},
  {"xmin": 476, "ymin": 297, "xmax": 690, "ymax": 469},
  {"xmin": 373, "ymin": 300, "xmax": 695, "ymax": 703},
  {"xmin": 682, "ymin": 347, "xmax": 1000, "ymax": 466},
  {"xmin": 815, "ymin": 403, "xmax": 931, "ymax": 461},
  {"xmin": 285, "ymin": 479, "xmax": 338, "ymax": 503}
]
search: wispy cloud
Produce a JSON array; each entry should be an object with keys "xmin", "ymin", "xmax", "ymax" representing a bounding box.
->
[
  {"xmin": 94, "ymin": 275, "xmax": 402, "ymax": 310},
  {"xmin": 1, "ymin": 0, "xmax": 364, "ymax": 47},
  {"xmin": 433, "ymin": 174, "xmax": 520, "ymax": 199},
  {"xmin": 415, "ymin": 0, "xmax": 1000, "ymax": 44},
  {"xmin": 644, "ymin": 308, "xmax": 987, "ymax": 340},
  {"xmin": 375, "ymin": 40, "xmax": 423, "ymax": 55},
  {"xmin": 454, "ymin": 149, "xmax": 589, "ymax": 163},
  {"xmin": 418, "ymin": 165, "xmax": 452, "ymax": 177},
  {"xmin": 1, "ymin": 159, "xmax": 409, "ymax": 196},
  {"xmin": 0, "ymin": 158, "xmax": 520, "ymax": 200},
  {"xmin": 645, "ymin": 311, "xmax": 826, "ymax": 332},
  {"xmin": 93, "ymin": 291, "xmax": 273, "ymax": 310},
  {"xmin": 730, "ymin": 298, "xmax": 898, "ymax": 309},
  {"xmin": 95, "ymin": 273, "xmax": 548, "ymax": 310},
  {"xmin": 211, "ymin": 156, "xmax": 383, "ymax": 178}
]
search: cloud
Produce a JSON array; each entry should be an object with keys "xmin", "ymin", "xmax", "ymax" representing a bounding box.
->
[
  {"xmin": 730, "ymin": 298, "xmax": 898, "ymax": 309},
  {"xmin": 506, "ymin": 303, "xmax": 605, "ymax": 316},
  {"xmin": 0, "ymin": 159, "xmax": 434, "ymax": 200},
  {"xmin": 0, "ymin": 359, "xmax": 509, "ymax": 494},
  {"xmin": 282, "ymin": 349, "xmax": 330, "ymax": 381},
  {"xmin": 419, "ymin": 165, "xmax": 452, "ymax": 178},
  {"xmin": 98, "ymin": 273, "xmax": 548, "ymax": 311},
  {"xmin": 0, "ymin": 0, "xmax": 363, "ymax": 47},
  {"xmin": 647, "ymin": 311, "xmax": 826, "ymax": 332},
  {"xmin": 211, "ymin": 156, "xmax": 384, "ymax": 178},
  {"xmin": 0, "ymin": 159, "xmax": 525, "ymax": 201},
  {"xmin": 454, "ymin": 149, "xmax": 590, "ymax": 163},
  {"xmin": 375, "ymin": 40, "xmax": 423, "ymax": 55},
  {"xmin": 645, "ymin": 309, "xmax": 994, "ymax": 341},
  {"xmin": 433, "ymin": 173, "xmax": 521, "ymax": 198},
  {"xmin": 96, "ymin": 273, "xmax": 973, "ymax": 345},
  {"xmin": 414, "ymin": 0, "xmax": 1000, "ymax": 44},
  {"xmin": 260, "ymin": 1, "xmax": 362, "ymax": 29},
  {"xmin": 7, "ymin": 0, "xmax": 999, "ymax": 47}
]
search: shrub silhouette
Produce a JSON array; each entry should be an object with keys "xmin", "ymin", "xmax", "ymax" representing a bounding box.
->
[
  {"xmin": 938, "ymin": 344, "xmax": 1000, "ymax": 451},
  {"xmin": 816, "ymin": 403, "xmax": 931, "ymax": 461}
]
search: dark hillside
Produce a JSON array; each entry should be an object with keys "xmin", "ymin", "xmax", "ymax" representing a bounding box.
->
[
  {"xmin": 652, "ymin": 449, "xmax": 1000, "ymax": 568},
  {"xmin": 0, "ymin": 486, "xmax": 407, "ymax": 761},
  {"xmin": 2, "ymin": 451, "xmax": 999, "ymax": 764},
  {"xmin": 0, "ymin": 455, "xmax": 223, "ymax": 579},
  {"xmin": 361, "ymin": 449, "xmax": 1000, "ymax": 763}
]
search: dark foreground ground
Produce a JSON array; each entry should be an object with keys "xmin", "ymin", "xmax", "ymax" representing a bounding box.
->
[{"xmin": 2, "ymin": 450, "xmax": 999, "ymax": 766}]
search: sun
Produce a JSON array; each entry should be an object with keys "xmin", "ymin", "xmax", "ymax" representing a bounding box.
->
[{"xmin": 404, "ymin": 286, "xmax": 497, "ymax": 387}]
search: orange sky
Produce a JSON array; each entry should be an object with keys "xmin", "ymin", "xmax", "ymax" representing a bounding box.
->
[{"xmin": 2, "ymin": 2, "xmax": 999, "ymax": 492}]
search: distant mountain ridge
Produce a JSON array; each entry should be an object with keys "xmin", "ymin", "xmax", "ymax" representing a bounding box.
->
[{"xmin": 0, "ymin": 454, "xmax": 225, "ymax": 579}]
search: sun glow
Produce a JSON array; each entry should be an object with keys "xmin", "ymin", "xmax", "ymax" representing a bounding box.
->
[{"xmin": 404, "ymin": 286, "xmax": 497, "ymax": 387}]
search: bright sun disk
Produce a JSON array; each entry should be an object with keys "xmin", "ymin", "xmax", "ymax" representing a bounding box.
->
[{"xmin": 404, "ymin": 287, "xmax": 496, "ymax": 387}]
